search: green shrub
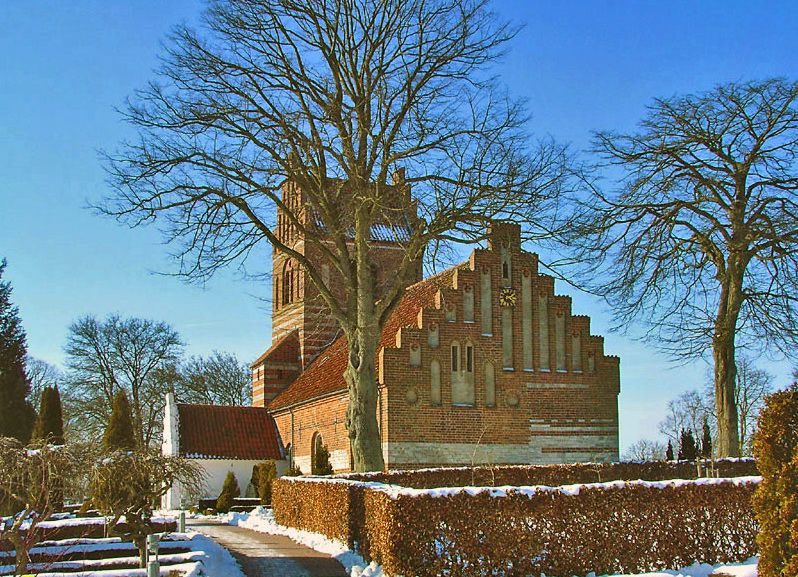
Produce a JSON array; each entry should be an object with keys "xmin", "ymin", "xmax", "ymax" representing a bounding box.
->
[
  {"xmin": 255, "ymin": 460, "xmax": 278, "ymax": 506},
  {"xmin": 312, "ymin": 443, "xmax": 333, "ymax": 475},
  {"xmin": 216, "ymin": 471, "xmax": 240, "ymax": 513},
  {"xmin": 103, "ymin": 391, "xmax": 136, "ymax": 451},
  {"xmin": 284, "ymin": 464, "xmax": 303, "ymax": 476},
  {"xmin": 753, "ymin": 384, "xmax": 798, "ymax": 577}
]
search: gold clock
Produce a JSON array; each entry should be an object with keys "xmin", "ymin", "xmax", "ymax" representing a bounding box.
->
[{"xmin": 499, "ymin": 287, "xmax": 517, "ymax": 307}]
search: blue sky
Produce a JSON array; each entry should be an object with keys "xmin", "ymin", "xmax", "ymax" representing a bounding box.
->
[{"xmin": 2, "ymin": 1, "xmax": 797, "ymax": 451}]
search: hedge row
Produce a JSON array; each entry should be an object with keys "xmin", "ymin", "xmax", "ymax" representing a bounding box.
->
[
  {"xmin": 0, "ymin": 518, "xmax": 176, "ymax": 552},
  {"xmin": 272, "ymin": 476, "xmax": 759, "ymax": 577},
  {"xmin": 342, "ymin": 458, "xmax": 759, "ymax": 489}
]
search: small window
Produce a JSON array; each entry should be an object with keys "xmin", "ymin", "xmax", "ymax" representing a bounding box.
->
[
  {"xmin": 451, "ymin": 343, "xmax": 460, "ymax": 372},
  {"xmin": 466, "ymin": 344, "xmax": 474, "ymax": 373},
  {"xmin": 282, "ymin": 260, "xmax": 295, "ymax": 306},
  {"xmin": 502, "ymin": 261, "xmax": 509, "ymax": 280}
]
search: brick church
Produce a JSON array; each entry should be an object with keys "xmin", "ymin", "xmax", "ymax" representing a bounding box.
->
[{"xmin": 250, "ymin": 173, "xmax": 621, "ymax": 473}]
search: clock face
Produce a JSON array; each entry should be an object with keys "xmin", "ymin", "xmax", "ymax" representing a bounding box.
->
[{"xmin": 499, "ymin": 287, "xmax": 517, "ymax": 307}]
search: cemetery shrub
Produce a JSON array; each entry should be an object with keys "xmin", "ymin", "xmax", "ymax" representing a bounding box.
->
[
  {"xmin": 752, "ymin": 385, "xmax": 798, "ymax": 577},
  {"xmin": 216, "ymin": 471, "xmax": 240, "ymax": 513},
  {"xmin": 256, "ymin": 460, "xmax": 278, "ymax": 506},
  {"xmin": 312, "ymin": 443, "xmax": 334, "ymax": 475}
]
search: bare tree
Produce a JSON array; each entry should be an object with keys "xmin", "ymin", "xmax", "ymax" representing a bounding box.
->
[
  {"xmin": 25, "ymin": 356, "xmax": 63, "ymax": 411},
  {"xmin": 64, "ymin": 314, "xmax": 183, "ymax": 447},
  {"xmin": 702, "ymin": 355, "xmax": 773, "ymax": 456},
  {"xmin": 175, "ymin": 350, "xmax": 252, "ymax": 406},
  {"xmin": 658, "ymin": 389, "xmax": 712, "ymax": 447},
  {"xmin": 90, "ymin": 448, "xmax": 203, "ymax": 567},
  {"xmin": 567, "ymin": 78, "xmax": 798, "ymax": 457},
  {"xmin": 623, "ymin": 438, "xmax": 667, "ymax": 461},
  {"xmin": 101, "ymin": 0, "xmax": 569, "ymax": 470},
  {"xmin": 0, "ymin": 438, "xmax": 87, "ymax": 576}
]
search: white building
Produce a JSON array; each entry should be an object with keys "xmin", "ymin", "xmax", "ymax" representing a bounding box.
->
[{"xmin": 162, "ymin": 393, "xmax": 287, "ymax": 509}]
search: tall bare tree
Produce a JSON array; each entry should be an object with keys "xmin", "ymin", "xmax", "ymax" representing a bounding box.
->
[
  {"xmin": 567, "ymin": 78, "xmax": 798, "ymax": 457},
  {"xmin": 64, "ymin": 314, "xmax": 183, "ymax": 447},
  {"xmin": 702, "ymin": 355, "xmax": 773, "ymax": 456},
  {"xmin": 174, "ymin": 351, "xmax": 252, "ymax": 406},
  {"xmin": 102, "ymin": 0, "xmax": 570, "ymax": 470}
]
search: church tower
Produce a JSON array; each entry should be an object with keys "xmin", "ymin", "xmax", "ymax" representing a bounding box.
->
[{"xmin": 252, "ymin": 169, "xmax": 423, "ymax": 407}]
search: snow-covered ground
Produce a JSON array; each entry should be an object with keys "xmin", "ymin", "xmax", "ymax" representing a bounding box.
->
[
  {"xmin": 221, "ymin": 507, "xmax": 758, "ymax": 577},
  {"xmin": 0, "ymin": 530, "xmax": 244, "ymax": 577}
]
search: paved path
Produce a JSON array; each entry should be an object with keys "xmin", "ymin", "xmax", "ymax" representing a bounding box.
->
[{"xmin": 188, "ymin": 518, "xmax": 348, "ymax": 577}]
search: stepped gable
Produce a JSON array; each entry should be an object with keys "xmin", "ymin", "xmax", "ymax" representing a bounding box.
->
[
  {"xmin": 268, "ymin": 265, "xmax": 461, "ymax": 411},
  {"xmin": 176, "ymin": 404, "xmax": 283, "ymax": 460}
]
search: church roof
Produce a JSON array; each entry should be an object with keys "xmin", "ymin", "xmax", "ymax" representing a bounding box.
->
[
  {"xmin": 268, "ymin": 264, "xmax": 462, "ymax": 411},
  {"xmin": 251, "ymin": 329, "xmax": 300, "ymax": 367},
  {"xmin": 177, "ymin": 403, "xmax": 283, "ymax": 460}
]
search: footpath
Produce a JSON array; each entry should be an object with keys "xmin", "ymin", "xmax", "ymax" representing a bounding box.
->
[{"xmin": 188, "ymin": 518, "xmax": 348, "ymax": 577}]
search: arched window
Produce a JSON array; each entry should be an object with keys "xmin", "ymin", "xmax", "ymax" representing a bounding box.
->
[
  {"xmin": 451, "ymin": 341, "xmax": 460, "ymax": 373},
  {"xmin": 282, "ymin": 260, "xmax": 295, "ymax": 306}
]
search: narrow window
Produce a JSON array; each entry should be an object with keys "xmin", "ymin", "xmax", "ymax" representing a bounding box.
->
[
  {"xmin": 282, "ymin": 260, "xmax": 295, "ymax": 306},
  {"xmin": 502, "ymin": 261, "xmax": 509, "ymax": 281},
  {"xmin": 466, "ymin": 344, "xmax": 474, "ymax": 373},
  {"xmin": 451, "ymin": 343, "xmax": 460, "ymax": 372}
]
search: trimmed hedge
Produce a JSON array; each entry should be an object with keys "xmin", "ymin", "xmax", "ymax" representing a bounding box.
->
[
  {"xmin": 273, "ymin": 474, "xmax": 759, "ymax": 577},
  {"xmin": 342, "ymin": 458, "xmax": 758, "ymax": 489}
]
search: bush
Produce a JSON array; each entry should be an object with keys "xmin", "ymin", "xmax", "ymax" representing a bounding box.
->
[
  {"xmin": 753, "ymin": 384, "xmax": 798, "ymax": 577},
  {"xmin": 312, "ymin": 443, "xmax": 333, "ymax": 475},
  {"xmin": 284, "ymin": 464, "xmax": 303, "ymax": 476},
  {"xmin": 216, "ymin": 471, "xmax": 240, "ymax": 513},
  {"xmin": 255, "ymin": 461, "xmax": 278, "ymax": 506}
]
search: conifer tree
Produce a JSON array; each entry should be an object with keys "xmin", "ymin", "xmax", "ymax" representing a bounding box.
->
[
  {"xmin": 33, "ymin": 386, "xmax": 64, "ymax": 444},
  {"xmin": 678, "ymin": 428, "xmax": 699, "ymax": 461},
  {"xmin": 312, "ymin": 443, "xmax": 334, "ymax": 476},
  {"xmin": 701, "ymin": 420, "xmax": 712, "ymax": 459},
  {"xmin": 665, "ymin": 440, "xmax": 674, "ymax": 461},
  {"xmin": 103, "ymin": 391, "xmax": 136, "ymax": 451},
  {"xmin": 216, "ymin": 471, "xmax": 239, "ymax": 513},
  {"xmin": 0, "ymin": 260, "xmax": 35, "ymax": 442},
  {"xmin": 752, "ymin": 384, "xmax": 798, "ymax": 577}
]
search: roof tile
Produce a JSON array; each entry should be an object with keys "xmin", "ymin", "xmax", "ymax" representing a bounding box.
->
[{"xmin": 177, "ymin": 404, "xmax": 283, "ymax": 460}]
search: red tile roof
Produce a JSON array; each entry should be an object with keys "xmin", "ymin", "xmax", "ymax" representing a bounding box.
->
[
  {"xmin": 268, "ymin": 264, "xmax": 463, "ymax": 411},
  {"xmin": 177, "ymin": 404, "xmax": 283, "ymax": 460},
  {"xmin": 251, "ymin": 330, "xmax": 300, "ymax": 367}
]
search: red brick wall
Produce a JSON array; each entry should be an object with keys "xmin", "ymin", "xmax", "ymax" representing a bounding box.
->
[{"xmin": 268, "ymin": 222, "xmax": 620, "ymax": 472}]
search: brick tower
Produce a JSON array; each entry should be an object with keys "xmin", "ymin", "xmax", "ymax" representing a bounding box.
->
[{"xmin": 252, "ymin": 170, "xmax": 423, "ymax": 407}]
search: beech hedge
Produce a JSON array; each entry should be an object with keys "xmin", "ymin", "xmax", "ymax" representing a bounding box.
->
[
  {"xmin": 341, "ymin": 458, "xmax": 758, "ymax": 488},
  {"xmin": 273, "ymin": 473, "xmax": 759, "ymax": 577}
]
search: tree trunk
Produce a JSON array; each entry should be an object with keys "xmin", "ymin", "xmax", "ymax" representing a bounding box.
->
[
  {"xmin": 8, "ymin": 531, "xmax": 30, "ymax": 576},
  {"xmin": 712, "ymin": 256, "xmax": 745, "ymax": 458},
  {"xmin": 343, "ymin": 323, "xmax": 385, "ymax": 472}
]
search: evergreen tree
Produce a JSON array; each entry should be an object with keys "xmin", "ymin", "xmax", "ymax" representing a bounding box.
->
[
  {"xmin": 665, "ymin": 440, "xmax": 674, "ymax": 461},
  {"xmin": 32, "ymin": 386, "xmax": 64, "ymax": 444},
  {"xmin": 0, "ymin": 260, "xmax": 35, "ymax": 442},
  {"xmin": 678, "ymin": 428, "xmax": 699, "ymax": 461},
  {"xmin": 216, "ymin": 471, "xmax": 240, "ymax": 513},
  {"xmin": 256, "ymin": 460, "xmax": 278, "ymax": 506},
  {"xmin": 312, "ymin": 443, "xmax": 334, "ymax": 475},
  {"xmin": 103, "ymin": 391, "xmax": 136, "ymax": 451},
  {"xmin": 701, "ymin": 420, "xmax": 712, "ymax": 459},
  {"xmin": 752, "ymin": 384, "xmax": 798, "ymax": 577}
]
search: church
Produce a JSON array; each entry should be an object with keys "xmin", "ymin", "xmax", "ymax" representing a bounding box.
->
[{"xmin": 250, "ymin": 173, "xmax": 621, "ymax": 473}]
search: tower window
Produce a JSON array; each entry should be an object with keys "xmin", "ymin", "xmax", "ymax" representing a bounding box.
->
[
  {"xmin": 466, "ymin": 344, "xmax": 474, "ymax": 373},
  {"xmin": 282, "ymin": 260, "xmax": 295, "ymax": 306},
  {"xmin": 451, "ymin": 342, "xmax": 460, "ymax": 372}
]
